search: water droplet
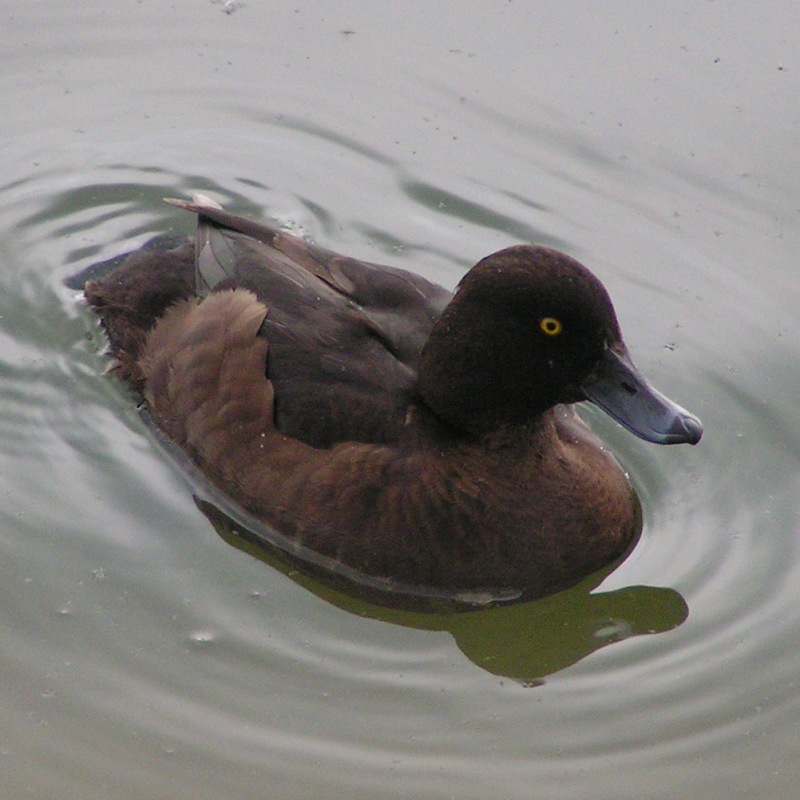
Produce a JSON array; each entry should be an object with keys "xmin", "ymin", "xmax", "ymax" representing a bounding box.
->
[
  {"xmin": 188, "ymin": 631, "xmax": 216, "ymax": 647},
  {"xmin": 593, "ymin": 618, "xmax": 632, "ymax": 642}
]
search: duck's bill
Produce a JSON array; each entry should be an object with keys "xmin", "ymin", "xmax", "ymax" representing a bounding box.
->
[{"xmin": 581, "ymin": 346, "xmax": 703, "ymax": 445}]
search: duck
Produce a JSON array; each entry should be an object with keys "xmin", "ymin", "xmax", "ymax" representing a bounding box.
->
[{"xmin": 78, "ymin": 194, "xmax": 702, "ymax": 601}]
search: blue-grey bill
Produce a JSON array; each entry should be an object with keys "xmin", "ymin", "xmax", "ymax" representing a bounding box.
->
[{"xmin": 581, "ymin": 346, "xmax": 703, "ymax": 445}]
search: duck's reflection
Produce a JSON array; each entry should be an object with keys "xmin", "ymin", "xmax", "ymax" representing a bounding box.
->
[{"xmin": 199, "ymin": 499, "xmax": 687, "ymax": 684}]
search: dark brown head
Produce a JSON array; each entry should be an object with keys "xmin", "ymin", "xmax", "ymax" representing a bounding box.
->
[{"xmin": 417, "ymin": 244, "xmax": 702, "ymax": 444}]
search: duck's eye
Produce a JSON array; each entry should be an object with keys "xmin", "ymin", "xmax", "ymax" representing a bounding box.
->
[{"xmin": 539, "ymin": 317, "xmax": 563, "ymax": 337}]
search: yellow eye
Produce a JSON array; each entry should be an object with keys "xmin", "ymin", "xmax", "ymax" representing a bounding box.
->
[{"xmin": 539, "ymin": 317, "xmax": 563, "ymax": 337}]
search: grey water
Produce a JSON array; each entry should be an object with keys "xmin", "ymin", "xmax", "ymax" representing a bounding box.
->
[{"xmin": 2, "ymin": 2, "xmax": 799, "ymax": 798}]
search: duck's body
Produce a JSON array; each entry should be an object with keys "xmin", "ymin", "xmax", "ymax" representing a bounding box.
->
[{"xmin": 79, "ymin": 197, "xmax": 701, "ymax": 599}]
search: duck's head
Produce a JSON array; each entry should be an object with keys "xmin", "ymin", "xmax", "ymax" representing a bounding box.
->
[{"xmin": 417, "ymin": 244, "xmax": 702, "ymax": 444}]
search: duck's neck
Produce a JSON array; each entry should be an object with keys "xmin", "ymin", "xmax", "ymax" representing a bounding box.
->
[{"xmin": 401, "ymin": 399, "xmax": 554, "ymax": 456}]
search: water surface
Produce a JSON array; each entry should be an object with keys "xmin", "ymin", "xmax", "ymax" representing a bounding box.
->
[{"xmin": 2, "ymin": 2, "xmax": 799, "ymax": 798}]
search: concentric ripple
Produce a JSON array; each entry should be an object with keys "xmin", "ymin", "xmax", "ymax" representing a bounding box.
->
[{"xmin": 2, "ymin": 11, "xmax": 799, "ymax": 795}]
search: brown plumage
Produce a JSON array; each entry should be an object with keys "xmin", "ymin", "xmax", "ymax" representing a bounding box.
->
[{"xmin": 74, "ymin": 196, "xmax": 702, "ymax": 602}]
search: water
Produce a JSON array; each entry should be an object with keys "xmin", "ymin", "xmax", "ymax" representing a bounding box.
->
[{"xmin": 2, "ymin": 2, "xmax": 799, "ymax": 798}]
